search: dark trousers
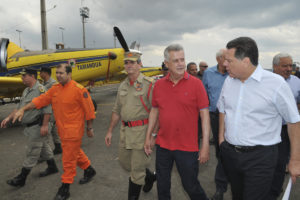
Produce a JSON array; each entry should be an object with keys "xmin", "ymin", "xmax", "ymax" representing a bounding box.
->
[
  {"xmin": 156, "ymin": 145, "xmax": 208, "ymax": 200},
  {"xmin": 220, "ymin": 141, "xmax": 278, "ymax": 200},
  {"xmin": 210, "ymin": 112, "xmax": 228, "ymax": 193},
  {"xmin": 269, "ymin": 125, "xmax": 290, "ymax": 199}
]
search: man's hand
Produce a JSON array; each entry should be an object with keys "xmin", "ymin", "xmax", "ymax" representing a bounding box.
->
[
  {"xmin": 288, "ymin": 159, "xmax": 300, "ymax": 183},
  {"xmin": 1, "ymin": 117, "xmax": 11, "ymax": 128},
  {"xmin": 87, "ymin": 129, "xmax": 94, "ymax": 138},
  {"xmin": 198, "ymin": 144, "xmax": 209, "ymax": 164},
  {"xmin": 40, "ymin": 124, "xmax": 49, "ymax": 136},
  {"xmin": 150, "ymin": 136, "xmax": 156, "ymax": 149},
  {"xmin": 144, "ymin": 137, "xmax": 153, "ymax": 156},
  {"xmin": 12, "ymin": 109, "xmax": 25, "ymax": 123},
  {"xmin": 219, "ymin": 138, "xmax": 225, "ymax": 146},
  {"xmin": 105, "ymin": 131, "xmax": 112, "ymax": 147}
]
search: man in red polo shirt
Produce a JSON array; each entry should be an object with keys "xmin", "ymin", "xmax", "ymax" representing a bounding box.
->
[{"xmin": 144, "ymin": 44, "xmax": 210, "ymax": 200}]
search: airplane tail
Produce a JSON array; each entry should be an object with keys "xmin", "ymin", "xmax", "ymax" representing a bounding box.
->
[
  {"xmin": 7, "ymin": 41, "xmax": 24, "ymax": 58},
  {"xmin": 0, "ymin": 38, "xmax": 24, "ymax": 72}
]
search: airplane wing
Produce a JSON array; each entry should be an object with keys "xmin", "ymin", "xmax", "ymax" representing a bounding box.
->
[
  {"xmin": 0, "ymin": 76, "xmax": 24, "ymax": 98},
  {"xmin": 140, "ymin": 67, "xmax": 162, "ymax": 77}
]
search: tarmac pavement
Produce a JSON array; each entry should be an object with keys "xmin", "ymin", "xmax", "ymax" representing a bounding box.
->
[{"xmin": 0, "ymin": 84, "xmax": 299, "ymax": 200}]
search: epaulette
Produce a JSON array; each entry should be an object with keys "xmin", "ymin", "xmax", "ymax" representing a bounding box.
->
[
  {"xmin": 38, "ymin": 85, "xmax": 45, "ymax": 93},
  {"xmin": 143, "ymin": 76, "xmax": 155, "ymax": 83},
  {"xmin": 76, "ymin": 83, "xmax": 84, "ymax": 89}
]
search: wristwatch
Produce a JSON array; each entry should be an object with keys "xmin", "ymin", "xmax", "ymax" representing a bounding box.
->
[{"xmin": 151, "ymin": 133, "xmax": 157, "ymax": 137}]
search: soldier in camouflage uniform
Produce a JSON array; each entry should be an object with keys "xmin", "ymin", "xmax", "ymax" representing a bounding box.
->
[
  {"xmin": 0, "ymin": 68, "xmax": 58, "ymax": 187},
  {"xmin": 40, "ymin": 66, "xmax": 62, "ymax": 155},
  {"xmin": 105, "ymin": 51, "xmax": 157, "ymax": 200}
]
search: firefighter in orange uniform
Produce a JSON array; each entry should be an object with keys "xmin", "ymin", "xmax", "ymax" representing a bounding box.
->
[{"xmin": 13, "ymin": 63, "xmax": 96, "ymax": 200}]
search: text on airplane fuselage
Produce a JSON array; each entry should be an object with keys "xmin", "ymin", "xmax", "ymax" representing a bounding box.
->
[{"xmin": 77, "ymin": 61, "xmax": 102, "ymax": 70}]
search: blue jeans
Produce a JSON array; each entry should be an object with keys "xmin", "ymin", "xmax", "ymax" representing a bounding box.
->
[{"xmin": 156, "ymin": 145, "xmax": 208, "ymax": 200}]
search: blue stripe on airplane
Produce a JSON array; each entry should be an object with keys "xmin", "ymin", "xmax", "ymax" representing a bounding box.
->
[{"xmin": 0, "ymin": 55, "xmax": 109, "ymax": 76}]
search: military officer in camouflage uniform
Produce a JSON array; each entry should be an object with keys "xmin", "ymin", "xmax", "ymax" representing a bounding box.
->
[
  {"xmin": 0, "ymin": 68, "xmax": 58, "ymax": 187},
  {"xmin": 40, "ymin": 66, "xmax": 62, "ymax": 155},
  {"xmin": 105, "ymin": 51, "xmax": 157, "ymax": 200}
]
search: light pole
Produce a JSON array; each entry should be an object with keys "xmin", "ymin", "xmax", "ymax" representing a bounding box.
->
[
  {"xmin": 16, "ymin": 29, "xmax": 22, "ymax": 47},
  {"xmin": 40, "ymin": 0, "xmax": 57, "ymax": 50},
  {"xmin": 80, "ymin": 7, "xmax": 89, "ymax": 48},
  {"xmin": 40, "ymin": 0, "xmax": 48, "ymax": 50},
  {"xmin": 59, "ymin": 27, "xmax": 65, "ymax": 44}
]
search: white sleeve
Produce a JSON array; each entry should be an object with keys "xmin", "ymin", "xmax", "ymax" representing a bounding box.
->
[
  {"xmin": 217, "ymin": 77, "xmax": 228, "ymax": 113},
  {"xmin": 275, "ymin": 81, "xmax": 300, "ymax": 123}
]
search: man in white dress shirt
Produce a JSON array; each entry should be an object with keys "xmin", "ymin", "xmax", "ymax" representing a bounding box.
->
[{"xmin": 217, "ymin": 37, "xmax": 300, "ymax": 200}]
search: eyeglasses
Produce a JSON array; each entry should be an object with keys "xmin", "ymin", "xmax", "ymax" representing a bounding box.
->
[{"xmin": 201, "ymin": 65, "xmax": 208, "ymax": 68}]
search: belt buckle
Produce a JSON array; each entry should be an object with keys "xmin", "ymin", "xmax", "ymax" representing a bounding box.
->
[{"xmin": 234, "ymin": 145, "xmax": 243, "ymax": 153}]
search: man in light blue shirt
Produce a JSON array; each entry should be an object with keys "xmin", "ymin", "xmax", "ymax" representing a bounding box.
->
[
  {"xmin": 217, "ymin": 37, "xmax": 300, "ymax": 200},
  {"xmin": 202, "ymin": 49, "xmax": 228, "ymax": 200},
  {"xmin": 270, "ymin": 53, "xmax": 300, "ymax": 199}
]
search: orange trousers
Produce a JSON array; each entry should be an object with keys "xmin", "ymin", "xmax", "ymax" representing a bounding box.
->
[{"xmin": 61, "ymin": 139, "xmax": 91, "ymax": 183}]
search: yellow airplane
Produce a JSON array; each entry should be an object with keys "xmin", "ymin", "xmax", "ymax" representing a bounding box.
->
[{"xmin": 0, "ymin": 27, "xmax": 162, "ymax": 100}]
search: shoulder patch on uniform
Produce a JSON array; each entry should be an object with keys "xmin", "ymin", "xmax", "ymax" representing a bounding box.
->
[
  {"xmin": 76, "ymin": 83, "xmax": 84, "ymax": 89},
  {"xmin": 83, "ymin": 92, "xmax": 88, "ymax": 98},
  {"xmin": 143, "ymin": 76, "xmax": 155, "ymax": 83},
  {"xmin": 39, "ymin": 85, "xmax": 45, "ymax": 93}
]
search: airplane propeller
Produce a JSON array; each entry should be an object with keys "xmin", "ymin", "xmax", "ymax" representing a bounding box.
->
[{"xmin": 113, "ymin": 27, "xmax": 129, "ymax": 52}]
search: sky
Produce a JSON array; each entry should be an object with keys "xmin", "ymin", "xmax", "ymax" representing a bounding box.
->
[{"xmin": 1, "ymin": 0, "xmax": 300, "ymax": 69}]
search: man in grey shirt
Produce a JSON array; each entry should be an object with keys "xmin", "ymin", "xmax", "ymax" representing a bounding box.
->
[
  {"xmin": 270, "ymin": 53, "xmax": 300, "ymax": 199},
  {"xmin": 40, "ymin": 66, "xmax": 62, "ymax": 155},
  {"xmin": 1, "ymin": 68, "xmax": 58, "ymax": 187}
]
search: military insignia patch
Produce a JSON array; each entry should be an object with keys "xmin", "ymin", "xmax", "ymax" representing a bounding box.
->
[
  {"xmin": 83, "ymin": 92, "xmax": 88, "ymax": 98},
  {"xmin": 135, "ymin": 82, "xmax": 143, "ymax": 91},
  {"xmin": 39, "ymin": 86, "xmax": 45, "ymax": 93}
]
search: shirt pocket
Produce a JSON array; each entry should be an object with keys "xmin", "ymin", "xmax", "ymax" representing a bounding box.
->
[
  {"xmin": 119, "ymin": 90, "xmax": 128, "ymax": 106},
  {"xmin": 62, "ymin": 100, "xmax": 77, "ymax": 116}
]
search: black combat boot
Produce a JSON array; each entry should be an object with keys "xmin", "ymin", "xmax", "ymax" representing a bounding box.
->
[
  {"xmin": 128, "ymin": 178, "xmax": 142, "ymax": 200},
  {"xmin": 39, "ymin": 158, "xmax": 59, "ymax": 177},
  {"xmin": 143, "ymin": 168, "xmax": 156, "ymax": 193},
  {"xmin": 53, "ymin": 143, "xmax": 62, "ymax": 155},
  {"xmin": 7, "ymin": 167, "xmax": 31, "ymax": 187},
  {"xmin": 79, "ymin": 165, "xmax": 96, "ymax": 184},
  {"xmin": 54, "ymin": 183, "xmax": 70, "ymax": 200}
]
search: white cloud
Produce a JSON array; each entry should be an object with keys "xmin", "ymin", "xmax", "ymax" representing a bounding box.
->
[{"xmin": 1, "ymin": 0, "xmax": 300, "ymax": 68}]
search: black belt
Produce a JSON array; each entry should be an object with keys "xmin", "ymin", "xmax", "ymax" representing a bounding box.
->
[
  {"xmin": 26, "ymin": 119, "xmax": 41, "ymax": 127},
  {"xmin": 225, "ymin": 141, "xmax": 263, "ymax": 153}
]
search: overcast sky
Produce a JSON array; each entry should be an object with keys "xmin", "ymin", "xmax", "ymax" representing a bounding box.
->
[{"xmin": 1, "ymin": 0, "xmax": 300, "ymax": 69}]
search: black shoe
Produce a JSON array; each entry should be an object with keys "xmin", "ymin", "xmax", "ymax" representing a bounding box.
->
[
  {"xmin": 54, "ymin": 183, "xmax": 70, "ymax": 200},
  {"xmin": 79, "ymin": 165, "xmax": 96, "ymax": 184},
  {"xmin": 53, "ymin": 143, "xmax": 62, "ymax": 155},
  {"xmin": 143, "ymin": 168, "xmax": 156, "ymax": 193},
  {"xmin": 210, "ymin": 189, "xmax": 224, "ymax": 200},
  {"xmin": 129, "ymin": 178, "xmax": 142, "ymax": 200},
  {"xmin": 40, "ymin": 159, "xmax": 59, "ymax": 177},
  {"xmin": 7, "ymin": 167, "xmax": 31, "ymax": 187}
]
